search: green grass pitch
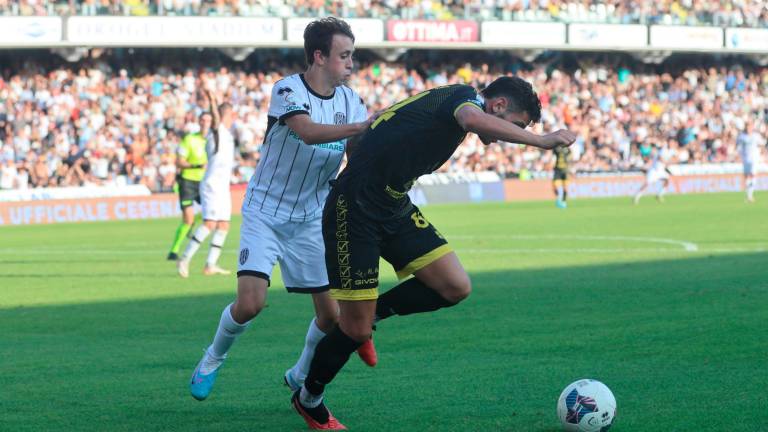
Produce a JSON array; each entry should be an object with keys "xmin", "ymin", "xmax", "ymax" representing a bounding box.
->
[{"xmin": 1, "ymin": 193, "xmax": 766, "ymax": 431}]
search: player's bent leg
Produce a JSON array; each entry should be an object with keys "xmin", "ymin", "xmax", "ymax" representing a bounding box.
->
[
  {"xmin": 294, "ymin": 300, "xmax": 373, "ymax": 430},
  {"xmin": 414, "ymin": 252, "xmax": 471, "ymax": 303},
  {"xmin": 375, "ymin": 252, "xmax": 470, "ymax": 322},
  {"xmin": 204, "ymin": 220, "xmax": 231, "ymax": 275},
  {"xmin": 285, "ymin": 292, "xmax": 338, "ymax": 392},
  {"xmin": 190, "ymin": 276, "xmax": 266, "ymax": 401},
  {"xmin": 231, "ymin": 275, "xmax": 268, "ymax": 323},
  {"xmin": 178, "ymin": 220, "xmax": 215, "ymax": 277}
]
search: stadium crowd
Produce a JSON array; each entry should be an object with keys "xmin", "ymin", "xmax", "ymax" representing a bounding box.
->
[
  {"xmin": 1, "ymin": 0, "xmax": 767, "ymax": 28},
  {"xmin": 0, "ymin": 49, "xmax": 766, "ymax": 191}
]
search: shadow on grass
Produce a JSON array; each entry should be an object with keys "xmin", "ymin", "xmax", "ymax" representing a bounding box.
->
[{"xmin": 1, "ymin": 252, "xmax": 766, "ymax": 431}]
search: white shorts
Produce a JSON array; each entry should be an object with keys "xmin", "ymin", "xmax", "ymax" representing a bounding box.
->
[
  {"xmin": 743, "ymin": 161, "xmax": 755, "ymax": 176},
  {"xmin": 200, "ymin": 182, "xmax": 231, "ymax": 221},
  {"xmin": 647, "ymin": 170, "xmax": 669, "ymax": 184},
  {"xmin": 237, "ymin": 208, "xmax": 328, "ymax": 293}
]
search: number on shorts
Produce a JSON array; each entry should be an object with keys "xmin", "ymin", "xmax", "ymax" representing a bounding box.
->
[{"xmin": 411, "ymin": 211, "xmax": 429, "ymax": 228}]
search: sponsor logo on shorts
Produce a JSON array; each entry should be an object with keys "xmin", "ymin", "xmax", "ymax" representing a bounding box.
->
[{"xmin": 239, "ymin": 248, "xmax": 249, "ymax": 265}]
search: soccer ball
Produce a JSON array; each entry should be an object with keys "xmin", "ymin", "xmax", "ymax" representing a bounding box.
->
[{"xmin": 557, "ymin": 379, "xmax": 616, "ymax": 431}]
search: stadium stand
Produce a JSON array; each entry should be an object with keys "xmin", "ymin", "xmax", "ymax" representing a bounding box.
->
[
  {"xmin": 0, "ymin": 1, "xmax": 766, "ymax": 28},
  {"xmin": 1, "ymin": 48, "xmax": 766, "ymax": 191}
]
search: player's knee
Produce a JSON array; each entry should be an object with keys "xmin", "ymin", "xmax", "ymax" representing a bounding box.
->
[
  {"xmin": 442, "ymin": 273, "xmax": 472, "ymax": 304},
  {"xmin": 340, "ymin": 325, "xmax": 372, "ymax": 344},
  {"xmin": 234, "ymin": 296, "xmax": 264, "ymax": 320},
  {"xmin": 234, "ymin": 278, "xmax": 267, "ymax": 320},
  {"xmin": 315, "ymin": 314, "xmax": 338, "ymax": 332}
]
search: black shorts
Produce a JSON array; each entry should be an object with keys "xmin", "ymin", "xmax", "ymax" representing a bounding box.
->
[
  {"xmin": 553, "ymin": 169, "xmax": 568, "ymax": 182},
  {"xmin": 323, "ymin": 189, "xmax": 451, "ymax": 301},
  {"xmin": 178, "ymin": 177, "xmax": 201, "ymax": 209}
]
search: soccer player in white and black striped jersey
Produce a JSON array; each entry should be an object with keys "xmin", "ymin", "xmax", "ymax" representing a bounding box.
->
[{"xmin": 189, "ymin": 18, "xmax": 378, "ymax": 409}]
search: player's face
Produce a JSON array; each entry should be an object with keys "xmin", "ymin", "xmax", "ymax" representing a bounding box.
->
[
  {"xmin": 486, "ymin": 97, "xmax": 531, "ymax": 129},
  {"xmin": 322, "ymin": 34, "xmax": 355, "ymax": 86},
  {"xmin": 200, "ymin": 114, "xmax": 212, "ymax": 132},
  {"xmin": 503, "ymin": 112, "xmax": 531, "ymax": 130}
]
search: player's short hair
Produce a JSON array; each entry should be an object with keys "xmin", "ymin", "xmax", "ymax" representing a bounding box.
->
[
  {"xmin": 304, "ymin": 17, "xmax": 355, "ymax": 66},
  {"xmin": 199, "ymin": 111, "xmax": 212, "ymax": 121},
  {"xmin": 481, "ymin": 76, "xmax": 542, "ymax": 124},
  {"xmin": 218, "ymin": 102, "xmax": 233, "ymax": 115}
]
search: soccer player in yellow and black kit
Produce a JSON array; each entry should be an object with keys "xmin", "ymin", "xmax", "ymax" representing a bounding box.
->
[
  {"xmin": 291, "ymin": 77, "xmax": 576, "ymax": 430},
  {"xmin": 166, "ymin": 112, "xmax": 211, "ymax": 260},
  {"xmin": 553, "ymin": 145, "xmax": 571, "ymax": 208}
]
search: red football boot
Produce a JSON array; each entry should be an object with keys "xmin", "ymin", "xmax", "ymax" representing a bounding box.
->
[
  {"xmin": 356, "ymin": 337, "xmax": 377, "ymax": 367},
  {"xmin": 291, "ymin": 391, "xmax": 347, "ymax": 430}
]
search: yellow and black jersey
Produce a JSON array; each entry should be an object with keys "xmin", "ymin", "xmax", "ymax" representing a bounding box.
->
[
  {"xmin": 554, "ymin": 146, "xmax": 570, "ymax": 171},
  {"xmin": 336, "ymin": 84, "xmax": 483, "ymax": 219}
]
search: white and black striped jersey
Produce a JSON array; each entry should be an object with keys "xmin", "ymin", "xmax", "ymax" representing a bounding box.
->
[
  {"xmin": 202, "ymin": 124, "xmax": 235, "ymax": 190},
  {"xmin": 244, "ymin": 73, "xmax": 368, "ymax": 221},
  {"xmin": 738, "ymin": 131, "xmax": 763, "ymax": 163}
]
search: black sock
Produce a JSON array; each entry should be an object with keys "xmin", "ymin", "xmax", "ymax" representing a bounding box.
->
[
  {"xmin": 375, "ymin": 277, "xmax": 458, "ymax": 321},
  {"xmin": 563, "ymin": 189, "xmax": 567, "ymax": 201},
  {"xmin": 304, "ymin": 325, "xmax": 362, "ymax": 396}
]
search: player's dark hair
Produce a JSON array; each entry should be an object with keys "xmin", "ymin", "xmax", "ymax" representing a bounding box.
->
[
  {"xmin": 199, "ymin": 111, "xmax": 212, "ymax": 121},
  {"xmin": 481, "ymin": 76, "xmax": 542, "ymax": 124},
  {"xmin": 304, "ymin": 17, "xmax": 355, "ymax": 66}
]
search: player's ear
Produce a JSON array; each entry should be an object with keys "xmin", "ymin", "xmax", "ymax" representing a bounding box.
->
[
  {"xmin": 313, "ymin": 50, "xmax": 324, "ymax": 65},
  {"xmin": 493, "ymin": 98, "xmax": 506, "ymax": 114}
]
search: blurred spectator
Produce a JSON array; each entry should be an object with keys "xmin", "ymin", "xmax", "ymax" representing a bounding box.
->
[
  {"xmin": 0, "ymin": 48, "xmax": 766, "ymax": 191},
  {"xmin": 0, "ymin": 0, "xmax": 766, "ymax": 28}
]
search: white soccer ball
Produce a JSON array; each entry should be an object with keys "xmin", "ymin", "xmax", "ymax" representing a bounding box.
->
[{"xmin": 557, "ymin": 379, "xmax": 616, "ymax": 431}]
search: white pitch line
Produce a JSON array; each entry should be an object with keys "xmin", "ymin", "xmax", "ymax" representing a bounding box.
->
[
  {"xmin": 461, "ymin": 248, "xmax": 691, "ymax": 254},
  {"xmin": 450, "ymin": 234, "xmax": 700, "ymax": 252}
]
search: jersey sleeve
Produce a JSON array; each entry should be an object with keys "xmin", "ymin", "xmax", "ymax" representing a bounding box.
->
[
  {"xmin": 440, "ymin": 85, "xmax": 484, "ymax": 124},
  {"xmin": 269, "ymin": 77, "xmax": 310, "ymax": 124}
]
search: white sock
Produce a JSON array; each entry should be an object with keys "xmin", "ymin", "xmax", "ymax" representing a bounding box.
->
[
  {"xmin": 289, "ymin": 318, "xmax": 327, "ymax": 384},
  {"xmin": 206, "ymin": 230, "xmax": 228, "ymax": 267},
  {"xmin": 208, "ymin": 303, "xmax": 250, "ymax": 360},
  {"xmin": 658, "ymin": 185, "xmax": 668, "ymax": 198},
  {"xmin": 182, "ymin": 225, "xmax": 211, "ymax": 261},
  {"xmin": 556, "ymin": 185, "xmax": 564, "ymax": 201},
  {"xmin": 746, "ymin": 179, "xmax": 755, "ymax": 200},
  {"xmin": 300, "ymin": 386, "xmax": 324, "ymax": 408}
]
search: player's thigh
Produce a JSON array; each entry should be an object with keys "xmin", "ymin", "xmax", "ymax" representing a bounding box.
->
[
  {"xmin": 323, "ymin": 190, "xmax": 382, "ymax": 302},
  {"xmin": 237, "ymin": 209, "xmax": 283, "ymax": 287},
  {"xmin": 413, "ymin": 251, "xmax": 471, "ymax": 303},
  {"xmin": 380, "ymin": 205, "xmax": 453, "ymax": 281},
  {"xmin": 744, "ymin": 162, "xmax": 754, "ymax": 176},
  {"xmin": 280, "ymin": 218, "xmax": 330, "ymax": 293}
]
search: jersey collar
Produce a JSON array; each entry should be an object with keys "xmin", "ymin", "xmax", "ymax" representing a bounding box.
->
[{"xmin": 300, "ymin": 74, "xmax": 335, "ymax": 100}]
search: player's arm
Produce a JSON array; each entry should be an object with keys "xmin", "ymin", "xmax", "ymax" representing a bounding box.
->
[
  {"xmin": 454, "ymin": 105, "xmax": 575, "ymax": 150},
  {"xmin": 205, "ymin": 89, "xmax": 222, "ymax": 152},
  {"xmin": 206, "ymin": 88, "xmax": 220, "ymax": 129},
  {"xmin": 285, "ymin": 114, "xmax": 372, "ymax": 145}
]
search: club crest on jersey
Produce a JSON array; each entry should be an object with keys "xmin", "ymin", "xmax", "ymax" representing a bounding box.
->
[
  {"xmin": 277, "ymin": 87, "xmax": 297, "ymax": 104},
  {"xmin": 334, "ymin": 112, "xmax": 346, "ymax": 125}
]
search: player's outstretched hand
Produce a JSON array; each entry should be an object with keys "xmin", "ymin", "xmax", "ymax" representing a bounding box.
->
[
  {"xmin": 364, "ymin": 111, "xmax": 383, "ymax": 127},
  {"xmin": 541, "ymin": 129, "xmax": 577, "ymax": 150}
]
